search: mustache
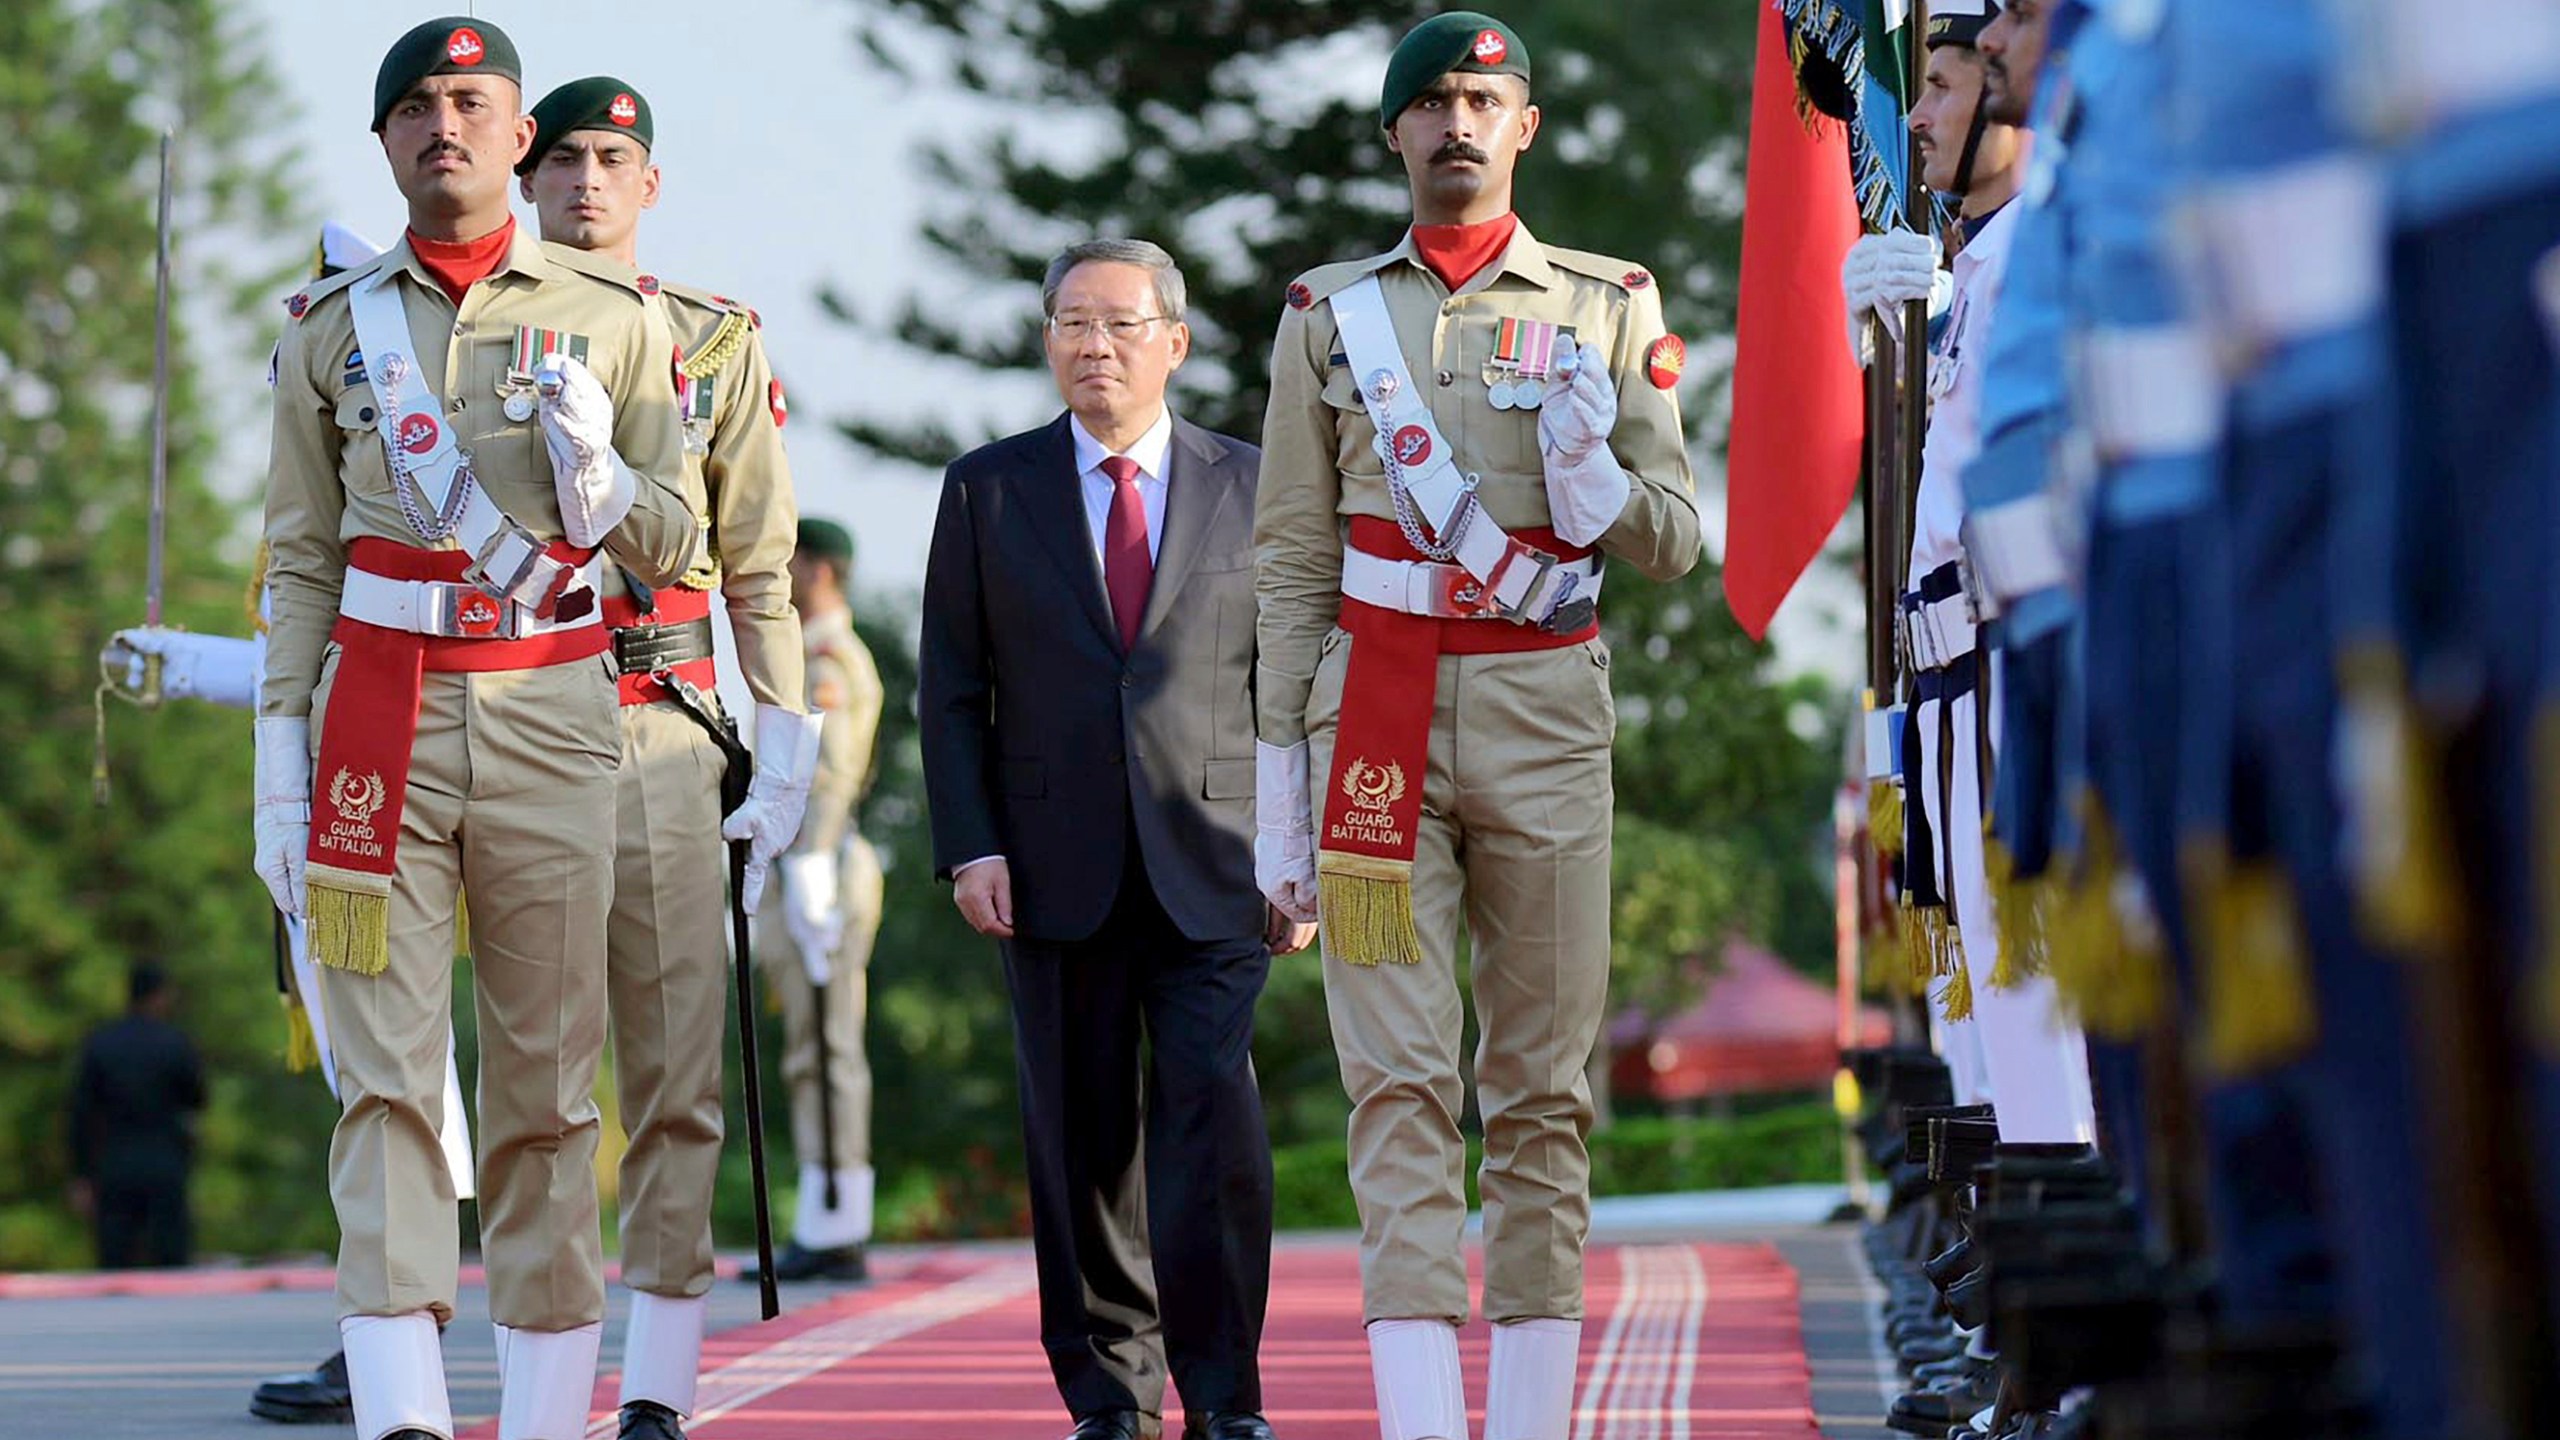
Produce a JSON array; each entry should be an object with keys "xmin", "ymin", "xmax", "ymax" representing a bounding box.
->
[
  {"xmin": 416, "ymin": 140, "xmax": 470, "ymax": 166},
  {"xmin": 1430, "ymin": 140, "xmax": 1491, "ymax": 165}
]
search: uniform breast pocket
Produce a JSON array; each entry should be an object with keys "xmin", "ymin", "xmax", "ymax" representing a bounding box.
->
[{"xmin": 332, "ymin": 388, "xmax": 394, "ymax": 495}]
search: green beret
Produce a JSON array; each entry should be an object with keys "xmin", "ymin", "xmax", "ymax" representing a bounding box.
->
[
  {"xmin": 799, "ymin": 518, "xmax": 856, "ymax": 571},
  {"xmin": 372, "ymin": 17, "xmax": 521, "ymax": 132},
  {"xmin": 518, "ymin": 77, "xmax": 655, "ymax": 177},
  {"xmin": 1380, "ymin": 12, "xmax": 1530, "ymax": 130}
]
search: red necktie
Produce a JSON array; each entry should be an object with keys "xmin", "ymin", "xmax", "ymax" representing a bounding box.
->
[{"xmin": 1099, "ymin": 454, "xmax": 1153, "ymax": 651}]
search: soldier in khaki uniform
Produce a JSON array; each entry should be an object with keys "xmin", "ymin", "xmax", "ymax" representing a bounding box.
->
[
  {"xmin": 511, "ymin": 78, "xmax": 820, "ymax": 1440},
  {"xmin": 1251, "ymin": 14, "xmax": 1699, "ymax": 1440},
  {"xmin": 254, "ymin": 20, "xmax": 701, "ymax": 1440},
  {"xmin": 751, "ymin": 519, "xmax": 888, "ymax": 1283}
]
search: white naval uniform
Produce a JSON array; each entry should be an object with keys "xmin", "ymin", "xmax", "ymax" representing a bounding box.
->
[{"xmin": 1907, "ymin": 200, "xmax": 2096, "ymax": 1144}]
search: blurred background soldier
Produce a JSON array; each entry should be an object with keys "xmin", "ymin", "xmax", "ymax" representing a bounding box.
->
[
  {"xmin": 516, "ymin": 76, "xmax": 816, "ymax": 1440},
  {"xmin": 751, "ymin": 518, "xmax": 885, "ymax": 1283},
  {"xmin": 66, "ymin": 959, "xmax": 205, "ymax": 1270}
]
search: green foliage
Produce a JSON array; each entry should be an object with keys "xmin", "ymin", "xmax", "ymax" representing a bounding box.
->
[{"xmin": 0, "ymin": 0, "xmax": 310, "ymax": 1266}]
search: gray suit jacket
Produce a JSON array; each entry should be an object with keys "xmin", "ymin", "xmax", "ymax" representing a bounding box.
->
[{"xmin": 919, "ymin": 412, "xmax": 1264, "ymax": 943}]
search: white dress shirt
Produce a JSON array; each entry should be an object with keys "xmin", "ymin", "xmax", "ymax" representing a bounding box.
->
[
  {"xmin": 1909, "ymin": 198, "xmax": 2021, "ymax": 582},
  {"xmin": 1070, "ymin": 407, "xmax": 1174, "ymax": 567}
]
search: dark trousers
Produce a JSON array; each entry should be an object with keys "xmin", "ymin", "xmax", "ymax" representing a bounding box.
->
[
  {"xmin": 94, "ymin": 1175, "xmax": 189, "ymax": 1269},
  {"xmin": 1001, "ymin": 850, "xmax": 1274, "ymax": 1422}
]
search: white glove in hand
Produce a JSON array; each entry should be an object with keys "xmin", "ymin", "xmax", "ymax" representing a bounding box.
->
[
  {"xmin": 253, "ymin": 716, "xmax": 311, "ymax": 917},
  {"xmin": 105, "ymin": 627, "xmax": 262, "ymax": 709},
  {"xmin": 780, "ymin": 850, "xmax": 845, "ymax": 986},
  {"xmin": 1840, "ymin": 228, "xmax": 1943, "ymax": 365},
  {"xmin": 1256, "ymin": 740, "xmax": 1318, "ymax": 924},
  {"xmin": 534, "ymin": 353, "xmax": 637, "ymax": 548},
  {"xmin": 1536, "ymin": 342, "xmax": 1632, "ymax": 547},
  {"xmin": 722, "ymin": 704, "xmax": 825, "ymax": 915}
]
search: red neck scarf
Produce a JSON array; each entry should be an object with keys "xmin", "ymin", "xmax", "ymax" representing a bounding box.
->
[
  {"xmin": 408, "ymin": 218, "xmax": 516, "ymax": 305},
  {"xmin": 1410, "ymin": 212, "xmax": 1519, "ymax": 292}
]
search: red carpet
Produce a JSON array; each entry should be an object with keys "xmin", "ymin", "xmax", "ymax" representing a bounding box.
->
[{"xmin": 459, "ymin": 1240, "xmax": 1822, "ymax": 1439}]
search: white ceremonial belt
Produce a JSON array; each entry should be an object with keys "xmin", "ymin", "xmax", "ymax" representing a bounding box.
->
[
  {"xmin": 1342, "ymin": 546, "xmax": 1604, "ymax": 623},
  {"xmin": 1964, "ymin": 493, "xmax": 2073, "ymax": 603},
  {"xmin": 340, "ymin": 561, "xmax": 604, "ymax": 640},
  {"xmin": 2075, "ymin": 324, "xmax": 2226, "ymax": 459},
  {"xmin": 1904, "ymin": 591, "xmax": 1978, "ymax": 672},
  {"xmin": 2192, "ymin": 155, "xmax": 2386, "ymax": 347}
]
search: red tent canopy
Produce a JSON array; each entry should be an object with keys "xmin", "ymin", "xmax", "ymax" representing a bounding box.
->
[{"xmin": 1611, "ymin": 940, "xmax": 1891, "ymax": 1102}]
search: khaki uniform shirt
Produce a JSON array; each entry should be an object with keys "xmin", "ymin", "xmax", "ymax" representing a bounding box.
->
[
  {"xmin": 793, "ymin": 608, "xmax": 883, "ymax": 858},
  {"xmin": 260, "ymin": 227, "xmax": 698, "ymax": 717},
  {"xmin": 1252, "ymin": 222, "xmax": 1702, "ymax": 745},
  {"xmin": 601, "ymin": 275, "xmax": 805, "ymax": 711}
]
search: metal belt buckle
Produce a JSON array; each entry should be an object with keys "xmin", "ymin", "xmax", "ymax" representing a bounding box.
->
[
  {"xmin": 1427, "ymin": 563, "xmax": 1492, "ymax": 618},
  {"xmin": 427, "ymin": 582, "xmax": 517, "ymax": 639},
  {"xmin": 462, "ymin": 515, "xmax": 548, "ymax": 606}
]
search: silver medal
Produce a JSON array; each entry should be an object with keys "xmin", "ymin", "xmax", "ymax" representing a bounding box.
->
[
  {"xmin": 502, "ymin": 389, "xmax": 536, "ymax": 423},
  {"xmin": 683, "ymin": 422, "xmax": 710, "ymax": 456},
  {"xmin": 1487, "ymin": 376, "xmax": 1517, "ymax": 410},
  {"xmin": 1518, "ymin": 381, "xmax": 1546, "ymax": 411}
]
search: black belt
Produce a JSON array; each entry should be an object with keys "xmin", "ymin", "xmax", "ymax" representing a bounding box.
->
[{"xmin": 610, "ymin": 616, "xmax": 716, "ymax": 676}]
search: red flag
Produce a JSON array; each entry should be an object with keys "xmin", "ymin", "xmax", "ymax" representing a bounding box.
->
[{"xmin": 1723, "ymin": 0, "xmax": 1865, "ymax": 641}]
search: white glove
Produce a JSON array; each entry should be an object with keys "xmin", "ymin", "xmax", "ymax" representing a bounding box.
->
[
  {"xmin": 534, "ymin": 353, "xmax": 637, "ymax": 548},
  {"xmin": 1536, "ymin": 342, "xmax": 1632, "ymax": 547},
  {"xmin": 722, "ymin": 704, "xmax": 825, "ymax": 915},
  {"xmin": 781, "ymin": 850, "xmax": 845, "ymax": 985},
  {"xmin": 1840, "ymin": 228, "xmax": 1943, "ymax": 366},
  {"xmin": 253, "ymin": 716, "xmax": 311, "ymax": 917},
  {"xmin": 1256, "ymin": 740, "xmax": 1318, "ymax": 924},
  {"xmin": 104, "ymin": 627, "xmax": 262, "ymax": 709}
]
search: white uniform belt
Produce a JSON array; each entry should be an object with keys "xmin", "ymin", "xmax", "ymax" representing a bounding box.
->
[
  {"xmin": 1341, "ymin": 546, "xmax": 1604, "ymax": 623},
  {"xmin": 1964, "ymin": 492, "xmax": 2073, "ymax": 604},
  {"xmin": 2074, "ymin": 324, "xmax": 2225, "ymax": 458},
  {"xmin": 1902, "ymin": 590, "xmax": 1978, "ymax": 672},
  {"xmin": 2191, "ymin": 155, "xmax": 2385, "ymax": 346},
  {"xmin": 340, "ymin": 560, "xmax": 605, "ymax": 640}
]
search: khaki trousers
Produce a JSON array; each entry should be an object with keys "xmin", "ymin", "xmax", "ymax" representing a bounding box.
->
[
  {"xmin": 757, "ymin": 835, "xmax": 882, "ymax": 1171},
  {"xmin": 1305, "ymin": 627, "xmax": 1617, "ymax": 1325},
  {"xmin": 313, "ymin": 651, "xmax": 619, "ymax": 1330},
  {"xmin": 605, "ymin": 701, "xmax": 731, "ymax": 1297}
]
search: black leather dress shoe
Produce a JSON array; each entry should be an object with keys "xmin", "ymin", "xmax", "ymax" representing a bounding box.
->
[
  {"xmin": 746, "ymin": 1240, "xmax": 868, "ymax": 1283},
  {"xmin": 1183, "ymin": 1412, "xmax": 1277, "ymax": 1440},
  {"xmin": 620, "ymin": 1398, "xmax": 687, "ymax": 1438},
  {"xmin": 248, "ymin": 1347, "xmax": 353, "ymax": 1424},
  {"xmin": 1066, "ymin": 1411, "xmax": 1163, "ymax": 1440}
]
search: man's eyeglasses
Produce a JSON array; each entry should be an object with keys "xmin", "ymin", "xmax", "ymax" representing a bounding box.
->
[{"xmin": 1047, "ymin": 313, "xmax": 1172, "ymax": 343}]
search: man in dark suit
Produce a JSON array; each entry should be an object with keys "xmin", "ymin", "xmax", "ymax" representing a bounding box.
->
[
  {"xmin": 68, "ymin": 959, "xmax": 206, "ymax": 1269},
  {"xmin": 920, "ymin": 237, "xmax": 1309, "ymax": 1440}
]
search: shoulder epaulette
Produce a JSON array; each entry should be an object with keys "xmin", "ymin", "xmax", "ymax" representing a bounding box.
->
[
  {"xmin": 543, "ymin": 243, "xmax": 658, "ymax": 300},
  {"xmin": 282, "ymin": 253, "xmax": 385, "ymax": 320},
  {"xmin": 1287, "ymin": 251, "xmax": 1398, "ymax": 313},
  {"xmin": 1542, "ymin": 245, "xmax": 1655, "ymax": 296}
]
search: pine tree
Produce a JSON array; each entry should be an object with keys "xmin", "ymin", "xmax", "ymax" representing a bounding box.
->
[{"xmin": 0, "ymin": 0, "xmax": 310, "ymax": 1265}]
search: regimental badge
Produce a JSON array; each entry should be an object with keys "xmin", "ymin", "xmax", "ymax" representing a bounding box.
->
[
  {"xmin": 1624, "ymin": 269, "xmax": 1653, "ymax": 291},
  {"xmin": 1365, "ymin": 368, "xmax": 1401, "ymax": 404},
  {"xmin": 445, "ymin": 26, "xmax": 485, "ymax": 65},
  {"xmin": 285, "ymin": 291, "xmax": 309, "ymax": 319},
  {"xmin": 1341, "ymin": 757, "xmax": 1408, "ymax": 814},
  {"xmin": 769, "ymin": 378, "xmax": 788, "ymax": 428},
  {"xmin": 609, "ymin": 93, "xmax": 639, "ymax": 127},
  {"xmin": 1391, "ymin": 424, "xmax": 1432, "ymax": 467},
  {"xmin": 328, "ymin": 768, "xmax": 390, "ymax": 826},
  {"xmin": 1286, "ymin": 282, "xmax": 1313, "ymax": 311},
  {"xmin": 396, "ymin": 411, "xmax": 440, "ymax": 455},
  {"xmin": 1645, "ymin": 334, "xmax": 1688, "ymax": 390},
  {"xmin": 1485, "ymin": 316, "xmax": 1570, "ymax": 411},
  {"xmin": 1471, "ymin": 28, "xmax": 1508, "ymax": 65},
  {"xmin": 636, "ymin": 274, "xmax": 661, "ymax": 297}
]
